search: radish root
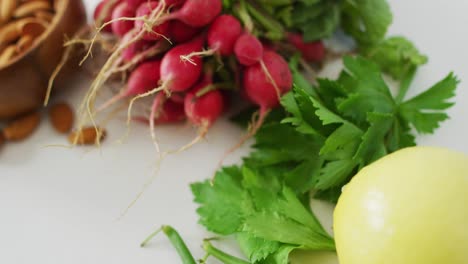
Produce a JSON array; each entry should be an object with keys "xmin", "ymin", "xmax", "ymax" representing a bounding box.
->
[
  {"xmin": 215, "ymin": 108, "xmax": 269, "ymax": 181},
  {"xmin": 259, "ymin": 60, "xmax": 282, "ymax": 100},
  {"xmin": 180, "ymin": 49, "xmax": 216, "ymax": 65},
  {"xmin": 117, "ymin": 151, "xmax": 167, "ymax": 220},
  {"xmin": 149, "ymin": 94, "xmax": 167, "ymax": 155},
  {"xmin": 44, "ymin": 27, "xmax": 91, "ymax": 106},
  {"xmin": 167, "ymin": 124, "xmax": 209, "ymax": 155}
]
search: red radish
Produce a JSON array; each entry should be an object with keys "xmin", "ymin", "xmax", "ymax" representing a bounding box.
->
[
  {"xmin": 169, "ymin": 92, "xmax": 186, "ymax": 104},
  {"xmin": 165, "ymin": 0, "xmax": 185, "ymax": 8},
  {"xmin": 287, "ymin": 33, "xmax": 325, "ymax": 62},
  {"xmin": 98, "ymin": 60, "xmax": 162, "ymax": 111},
  {"xmin": 121, "ymin": 32, "xmax": 154, "ymax": 62},
  {"xmin": 164, "ymin": 78, "xmax": 224, "ymax": 154},
  {"xmin": 168, "ymin": 20, "xmax": 200, "ymax": 43},
  {"xmin": 147, "ymin": 92, "xmax": 185, "ymax": 154},
  {"xmin": 262, "ymin": 43, "xmax": 276, "ymax": 53},
  {"xmin": 154, "ymin": 100, "xmax": 186, "ymax": 124},
  {"xmin": 163, "ymin": 0, "xmax": 222, "ymax": 27},
  {"xmin": 207, "ymin": 15, "xmax": 242, "ymax": 56},
  {"xmin": 220, "ymin": 51, "xmax": 292, "ymax": 164},
  {"xmin": 94, "ymin": 0, "xmax": 120, "ymax": 33},
  {"xmin": 244, "ymin": 50, "xmax": 293, "ymax": 110},
  {"xmin": 111, "ymin": 2, "xmax": 136, "ymax": 37},
  {"xmin": 234, "ymin": 34, "xmax": 282, "ymax": 100},
  {"xmin": 125, "ymin": 0, "xmax": 145, "ymax": 9},
  {"xmin": 181, "ymin": 14, "xmax": 241, "ymax": 62},
  {"xmin": 185, "ymin": 83, "xmax": 224, "ymax": 128},
  {"xmin": 147, "ymin": 94, "xmax": 186, "ymax": 125},
  {"xmin": 127, "ymin": 36, "xmax": 204, "ymax": 125},
  {"xmin": 159, "ymin": 36, "xmax": 204, "ymax": 92},
  {"xmin": 234, "ymin": 33, "xmax": 263, "ymax": 66},
  {"xmin": 135, "ymin": 1, "xmax": 170, "ymax": 41}
]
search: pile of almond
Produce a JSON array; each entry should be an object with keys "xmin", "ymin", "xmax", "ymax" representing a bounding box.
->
[
  {"xmin": 0, "ymin": 0, "xmax": 56, "ymax": 66},
  {"xmin": 0, "ymin": 102, "xmax": 106, "ymax": 149}
]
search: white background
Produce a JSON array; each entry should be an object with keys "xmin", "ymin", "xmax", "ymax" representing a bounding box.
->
[{"xmin": 1, "ymin": 1, "xmax": 467, "ymax": 263}]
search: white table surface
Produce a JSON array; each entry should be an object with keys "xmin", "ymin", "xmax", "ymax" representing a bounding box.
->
[{"xmin": 1, "ymin": 1, "xmax": 467, "ymax": 263}]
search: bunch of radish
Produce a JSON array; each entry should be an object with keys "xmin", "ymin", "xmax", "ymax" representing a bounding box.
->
[{"xmin": 65, "ymin": 0, "xmax": 326, "ymax": 152}]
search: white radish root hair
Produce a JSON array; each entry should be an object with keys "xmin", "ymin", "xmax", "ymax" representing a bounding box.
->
[{"xmin": 259, "ymin": 60, "xmax": 282, "ymax": 100}]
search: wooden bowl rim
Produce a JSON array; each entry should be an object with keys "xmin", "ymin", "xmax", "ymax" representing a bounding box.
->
[{"xmin": 0, "ymin": 0, "xmax": 71, "ymax": 71}]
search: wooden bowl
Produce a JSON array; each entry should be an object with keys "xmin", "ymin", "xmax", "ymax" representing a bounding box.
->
[{"xmin": 0, "ymin": 0, "xmax": 87, "ymax": 120}]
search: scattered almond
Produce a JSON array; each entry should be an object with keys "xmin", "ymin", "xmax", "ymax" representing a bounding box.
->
[
  {"xmin": 2, "ymin": 111, "xmax": 40, "ymax": 141},
  {"xmin": 49, "ymin": 102, "xmax": 73, "ymax": 133},
  {"xmin": 68, "ymin": 127, "xmax": 106, "ymax": 145}
]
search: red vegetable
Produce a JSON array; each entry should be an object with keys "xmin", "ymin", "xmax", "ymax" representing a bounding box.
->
[
  {"xmin": 243, "ymin": 50, "xmax": 292, "ymax": 110},
  {"xmin": 93, "ymin": 0, "xmax": 120, "ymax": 33},
  {"xmin": 111, "ymin": 2, "xmax": 136, "ymax": 37},
  {"xmin": 164, "ymin": 0, "xmax": 222, "ymax": 27},
  {"xmin": 135, "ymin": 1, "xmax": 170, "ymax": 41},
  {"xmin": 234, "ymin": 33, "xmax": 263, "ymax": 66},
  {"xmin": 159, "ymin": 36, "xmax": 204, "ymax": 92},
  {"xmin": 185, "ymin": 81, "xmax": 223, "ymax": 128},
  {"xmin": 287, "ymin": 33, "xmax": 325, "ymax": 62},
  {"xmin": 98, "ymin": 60, "xmax": 162, "ymax": 111},
  {"xmin": 121, "ymin": 32, "xmax": 154, "ymax": 62},
  {"xmin": 168, "ymin": 20, "xmax": 200, "ymax": 43},
  {"xmin": 125, "ymin": 0, "xmax": 145, "ymax": 9},
  {"xmin": 207, "ymin": 15, "xmax": 242, "ymax": 56},
  {"xmin": 149, "ymin": 93, "xmax": 186, "ymax": 125},
  {"xmin": 222, "ymin": 50, "xmax": 293, "ymax": 161}
]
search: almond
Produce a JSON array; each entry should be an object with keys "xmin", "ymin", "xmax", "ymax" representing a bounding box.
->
[
  {"xmin": 34, "ymin": 10, "xmax": 53, "ymax": 22},
  {"xmin": 49, "ymin": 102, "xmax": 73, "ymax": 133},
  {"xmin": 0, "ymin": 20, "xmax": 21, "ymax": 44},
  {"xmin": 2, "ymin": 111, "xmax": 40, "ymax": 141},
  {"xmin": 0, "ymin": 44, "xmax": 16, "ymax": 65},
  {"xmin": 15, "ymin": 33, "xmax": 33, "ymax": 52},
  {"xmin": 13, "ymin": 0, "xmax": 50, "ymax": 18},
  {"xmin": 17, "ymin": 17, "xmax": 47, "ymax": 36},
  {"xmin": 1, "ymin": 0, "xmax": 18, "ymax": 22},
  {"xmin": 68, "ymin": 127, "xmax": 106, "ymax": 145}
]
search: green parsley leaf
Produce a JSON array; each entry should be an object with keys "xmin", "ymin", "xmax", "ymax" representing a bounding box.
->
[
  {"xmin": 292, "ymin": 1, "xmax": 341, "ymax": 42},
  {"xmin": 237, "ymin": 233, "xmax": 281, "ymax": 263},
  {"xmin": 190, "ymin": 166, "xmax": 245, "ymax": 235},
  {"xmin": 283, "ymin": 55, "xmax": 457, "ymax": 196},
  {"xmin": 399, "ymin": 73, "xmax": 459, "ymax": 133},
  {"xmin": 365, "ymin": 36, "xmax": 428, "ymax": 80},
  {"xmin": 341, "ymin": 0, "xmax": 392, "ymax": 47},
  {"xmin": 192, "ymin": 165, "xmax": 334, "ymax": 263},
  {"xmin": 259, "ymin": 245, "xmax": 299, "ymax": 264}
]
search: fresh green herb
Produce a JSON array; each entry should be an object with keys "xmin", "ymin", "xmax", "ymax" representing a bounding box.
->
[
  {"xmin": 291, "ymin": 1, "xmax": 341, "ymax": 42},
  {"xmin": 191, "ymin": 165, "xmax": 335, "ymax": 263},
  {"xmin": 282, "ymin": 56, "xmax": 458, "ymax": 195},
  {"xmin": 340, "ymin": 0, "xmax": 393, "ymax": 47},
  {"xmin": 364, "ymin": 36, "xmax": 428, "ymax": 80}
]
